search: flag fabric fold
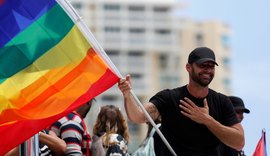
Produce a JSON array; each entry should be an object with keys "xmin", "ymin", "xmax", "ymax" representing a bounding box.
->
[
  {"xmin": 253, "ymin": 129, "xmax": 268, "ymax": 156},
  {"xmin": 0, "ymin": 0, "xmax": 119, "ymax": 154}
]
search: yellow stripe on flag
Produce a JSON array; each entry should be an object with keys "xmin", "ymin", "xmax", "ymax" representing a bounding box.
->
[{"xmin": 0, "ymin": 26, "xmax": 90, "ymax": 112}]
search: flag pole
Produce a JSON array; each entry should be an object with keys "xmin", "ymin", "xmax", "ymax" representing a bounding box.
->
[
  {"xmin": 56, "ymin": 0, "xmax": 177, "ymax": 155},
  {"xmin": 262, "ymin": 128, "xmax": 267, "ymax": 155},
  {"xmin": 253, "ymin": 128, "xmax": 268, "ymax": 156},
  {"xmin": 19, "ymin": 134, "xmax": 39, "ymax": 156}
]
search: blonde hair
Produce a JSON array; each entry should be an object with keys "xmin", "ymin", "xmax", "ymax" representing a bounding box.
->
[{"xmin": 93, "ymin": 105, "xmax": 129, "ymax": 146}]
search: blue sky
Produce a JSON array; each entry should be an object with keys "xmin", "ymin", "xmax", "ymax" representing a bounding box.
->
[{"xmin": 178, "ymin": 0, "xmax": 270, "ymax": 155}]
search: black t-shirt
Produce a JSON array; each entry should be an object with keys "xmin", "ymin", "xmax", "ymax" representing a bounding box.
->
[
  {"xmin": 149, "ymin": 85, "xmax": 239, "ymax": 156},
  {"xmin": 222, "ymin": 143, "xmax": 245, "ymax": 156}
]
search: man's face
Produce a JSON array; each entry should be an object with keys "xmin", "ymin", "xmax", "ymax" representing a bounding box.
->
[
  {"xmin": 190, "ymin": 61, "xmax": 215, "ymax": 87},
  {"xmin": 79, "ymin": 100, "xmax": 93, "ymax": 118},
  {"xmin": 236, "ymin": 110, "xmax": 244, "ymax": 122}
]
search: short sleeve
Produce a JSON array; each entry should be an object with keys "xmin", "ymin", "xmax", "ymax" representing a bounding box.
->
[
  {"xmin": 220, "ymin": 95, "xmax": 239, "ymax": 126},
  {"xmin": 149, "ymin": 89, "xmax": 171, "ymax": 115}
]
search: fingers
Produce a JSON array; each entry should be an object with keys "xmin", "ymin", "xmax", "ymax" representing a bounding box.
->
[
  {"xmin": 179, "ymin": 97, "xmax": 194, "ymax": 112},
  {"xmin": 180, "ymin": 98, "xmax": 208, "ymax": 109},
  {"xmin": 179, "ymin": 98, "xmax": 194, "ymax": 116},
  {"xmin": 183, "ymin": 97, "xmax": 196, "ymax": 107},
  {"xmin": 179, "ymin": 97, "xmax": 210, "ymax": 124},
  {"xmin": 126, "ymin": 74, "xmax": 131, "ymax": 83},
  {"xmin": 118, "ymin": 75, "xmax": 132, "ymax": 94},
  {"xmin": 203, "ymin": 98, "xmax": 208, "ymax": 108},
  {"xmin": 179, "ymin": 101, "xmax": 191, "ymax": 113},
  {"xmin": 180, "ymin": 109, "xmax": 192, "ymax": 118},
  {"xmin": 118, "ymin": 74, "xmax": 131, "ymax": 84}
]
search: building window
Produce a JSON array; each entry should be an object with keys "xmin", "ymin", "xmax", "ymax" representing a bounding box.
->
[
  {"xmin": 128, "ymin": 51, "xmax": 144, "ymax": 56},
  {"xmin": 104, "ymin": 4, "xmax": 120, "ymax": 11},
  {"xmin": 101, "ymin": 95, "xmax": 117, "ymax": 101},
  {"xmin": 105, "ymin": 50, "xmax": 119, "ymax": 67},
  {"xmin": 72, "ymin": 3, "xmax": 82, "ymax": 9},
  {"xmin": 222, "ymin": 57, "xmax": 230, "ymax": 68},
  {"xmin": 155, "ymin": 29, "xmax": 171, "ymax": 35},
  {"xmin": 195, "ymin": 33, "xmax": 204, "ymax": 46},
  {"xmin": 221, "ymin": 34, "xmax": 230, "ymax": 48},
  {"xmin": 127, "ymin": 51, "xmax": 144, "ymax": 67},
  {"xmin": 174, "ymin": 56, "xmax": 180, "ymax": 69},
  {"xmin": 153, "ymin": 6, "xmax": 169, "ymax": 13},
  {"xmin": 106, "ymin": 50, "xmax": 119, "ymax": 56},
  {"xmin": 159, "ymin": 54, "xmax": 168, "ymax": 69},
  {"xmin": 131, "ymin": 73, "xmax": 142, "ymax": 79},
  {"xmin": 223, "ymin": 78, "xmax": 231, "ymax": 88},
  {"xmin": 129, "ymin": 28, "xmax": 145, "ymax": 34},
  {"xmin": 104, "ymin": 26, "xmax": 121, "ymax": 33},
  {"xmin": 128, "ymin": 5, "xmax": 145, "ymax": 12}
]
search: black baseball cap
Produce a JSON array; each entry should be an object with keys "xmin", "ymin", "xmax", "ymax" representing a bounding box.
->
[
  {"xmin": 229, "ymin": 96, "xmax": 250, "ymax": 113},
  {"xmin": 188, "ymin": 47, "xmax": 218, "ymax": 66}
]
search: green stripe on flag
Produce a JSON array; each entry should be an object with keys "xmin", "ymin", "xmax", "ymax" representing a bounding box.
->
[{"xmin": 0, "ymin": 4, "xmax": 74, "ymax": 83}]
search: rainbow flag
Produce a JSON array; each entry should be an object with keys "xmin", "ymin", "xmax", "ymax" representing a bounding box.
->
[
  {"xmin": 0, "ymin": 0, "xmax": 119, "ymax": 154},
  {"xmin": 253, "ymin": 129, "xmax": 268, "ymax": 156}
]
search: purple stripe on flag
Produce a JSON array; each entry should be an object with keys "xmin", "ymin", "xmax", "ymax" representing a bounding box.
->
[
  {"xmin": 0, "ymin": 0, "xmax": 56, "ymax": 47},
  {"xmin": 0, "ymin": 0, "xmax": 4, "ymax": 5}
]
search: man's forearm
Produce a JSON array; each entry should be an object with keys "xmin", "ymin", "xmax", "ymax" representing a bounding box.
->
[
  {"xmin": 39, "ymin": 132, "xmax": 66, "ymax": 155},
  {"xmin": 123, "ymin": 93, "xmax": 145, "ymax": 123},
  {"xmin": 205, "ymin": 117, "xmax": 245, "ymax": 151},
  {"xmin": 118, "ymin": 75, "xmax": 147, "ymax": 123}
]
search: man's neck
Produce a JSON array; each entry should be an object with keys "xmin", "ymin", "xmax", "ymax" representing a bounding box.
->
[
  {"xmin": 73, "ymin": 110, "xmax": 83, "ymax": 118},
  {"xmin": 187, "ymin": 84, "xmax": 209, "ymax": 99}
]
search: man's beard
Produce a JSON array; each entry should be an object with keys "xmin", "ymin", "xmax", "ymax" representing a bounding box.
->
[{"xmin": 191, "ymin": 69, "xmax": 213, "ymax": 87}]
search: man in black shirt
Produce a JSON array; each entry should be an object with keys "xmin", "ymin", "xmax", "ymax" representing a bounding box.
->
[{"xmin": 118, "ymin": 47, "xmax": 244, "ymax": 156}]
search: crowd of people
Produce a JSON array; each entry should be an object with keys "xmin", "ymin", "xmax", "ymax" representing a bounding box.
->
[{"xmin": 6, "ymin": 47, "xmax": 250, "ymax": 156}]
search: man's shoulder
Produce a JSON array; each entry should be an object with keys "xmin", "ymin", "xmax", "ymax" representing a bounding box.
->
[
  {"xmin": 66, "ymin": 113, "xmax": 83, "ymax": 123},
  {"xmin": 152, "ymin": 86, "xmax": 186, "ymax": 100},
  {"xmin": 159, "ymin": 86, "xmax": 185, "ymax": 93},
  {"xmin": 208, "ymin": 89, "xmax": 229, "ymax": 103},
  {"xmin": 56, "ymin": 113, "xmax": 84, "ymax": 126},
  {"xmin": 209, "ymin": 88, "xmax": 227, "ymax": 97}
]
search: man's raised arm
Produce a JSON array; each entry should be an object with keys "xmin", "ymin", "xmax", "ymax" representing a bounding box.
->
[{"xmin": 118, "ymin": 75, "xmax": 160, "ymax": 123}]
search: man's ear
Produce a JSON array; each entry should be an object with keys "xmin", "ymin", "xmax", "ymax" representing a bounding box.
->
[{"xmin": 186, "ymin": 63, "xmax": 191, "ymax": 72}]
